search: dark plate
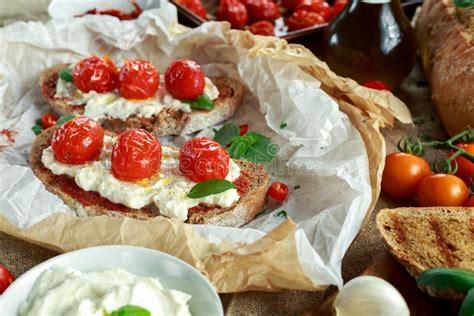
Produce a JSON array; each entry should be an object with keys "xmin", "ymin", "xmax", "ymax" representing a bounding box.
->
[{"xmin": 170, "ymin": 0, "xmax": 423, "ymax": 41}]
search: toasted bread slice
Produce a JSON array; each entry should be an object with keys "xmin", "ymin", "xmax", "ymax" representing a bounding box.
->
[
  {"xmin": 40, "ymin": 64, "xmax": 244, "ymax": 136},
  {"xmin": 376, "ymin": 207, "xmax": 474, "ymax": 299},
  {"xmin": 30, "ymin": 127, "xmax": 270, "ymax": 227}
]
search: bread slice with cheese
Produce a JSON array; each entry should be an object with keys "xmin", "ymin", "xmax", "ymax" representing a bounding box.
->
[
  {"xmin": 376, "ymin": 207, "xmax": 474, "ymax": 299},
  {"xmin": 30, "ymin": 127, "xmax": 270, "ymax": 227},
  {"xmin": 40, "ymin": 64, "xmax": 245, "ymax": 136}
]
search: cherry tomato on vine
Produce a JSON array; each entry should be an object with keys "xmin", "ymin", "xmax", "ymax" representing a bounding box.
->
[
  {"xmin": 361, "ymin": 80, "xmax": 390, "ymax": 91},
  {"xmin": 450, "ymin": 143, "xmax": 474, "ymax": 185},
  {"xmin": 176, "ymin": 0, "xmax": 207, "ymax": 18},
  {"xmin": 381, "ymin": 152, "xmax": 431, "ymax": 199},
  {"xmin": 165, "ymin": 60, "xmax": 205, "ymax": 101},
  {"xmin": 465, "ymin": 196, "xmax": 474, "ymax": 207},
  {"xmin": 72, "ymin": 56, "xmax": 118, "ymax": 93},
  {"xmin": 297, "ymin": 1, "xmax": 333, "ymax": 21},
  {"xmin": 247, "ymin": 0, "xmax": 281, "ymax": 23},
  {"xmin": 41, "ymin": 113, "xmax": 59, "ymax": 129},
  {"xmin": 179, "ymin": 137, "xmax": 230, "ymax": 182},
  {"xmin": 286, "ymin": 10, "xmax": 325, "ymax": 32},
  {"xmin": 216, "ymin": 0, "xmax": 248, "ymax": 29},
  {"xmin": 0, "ymin": 265, "xmax": 14, "ymax": 294},
  {"xmin": 248, "ymin": 20, "xmax": 275, "ymax": 36},
  {"xmin": 111, "ymin": 129, "xmax": 162, "ymax": 181},
  {"xmin": 118, "ymin": 60, "xmax": 159, "ymax": 100},
  {"xmin": 52, "ymin": 116, "xmax": 104, "ymax": 165},
  {"xmin": 418, "ymin": 174, "xmax": 469, "ymax": 207},
  {"xmin": 268, "ymin": 182, "xmax": 289, "ymax": 201},
  {"xmin": 239, "ymin": 124, "xmax": 249, "ymax": 136}
]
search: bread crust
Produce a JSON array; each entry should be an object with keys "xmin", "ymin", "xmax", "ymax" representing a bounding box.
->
[
  {"xmin": 416, "ymin": 1, "xmax": 474, "ymax": 136},
  {"xmin": 376, "ymin": 207, "xmax": 474, "ymax": 300},
  {"xmin": 40, "ymin": 64, "xmax": 244, "ymax": 136},
  {"xmin": 30, "ymin": 127, "xmax": 270, "ymax": 227}
]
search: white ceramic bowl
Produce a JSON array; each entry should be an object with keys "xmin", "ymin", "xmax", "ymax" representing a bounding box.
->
[
  {"xmin": 48, "ymin": 0, "xmax": 162, "ymax": 19},
  {"xmin": 0, "ymin": 245, "xmax": 223, "ymax": 316}
]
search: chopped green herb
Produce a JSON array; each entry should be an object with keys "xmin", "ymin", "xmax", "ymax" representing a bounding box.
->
[
  {"xmin": 275, "ymin": 210, "xmax": 287, "ymax": 218},
  {"xmin": 213, "ymin": 122, "xmax": 240, "ymax": 146},
  {"xmin": 279, "ymin": 121, "xmax": 287, "ymax": 129},
  {"xmin": 294, "ymin": 185, "xmax": 300, "ymax": 190},
  {"xmin": 58, "ymin": 68, "xmax": 73, "ymax": 83},
  {"xmin": 187, "ymin": 179, "xmax": 236, "ymax": 199},
  {"xmin": 55, "ymin": 115, "xmax": 75, "ymax": 126},
  {"xmin": 184, "ymin": 94, "xmax": 214, "ymax": 110},
  {"xmin": 32, "ymin": 124, "xmax": 44, "ymax": 135},
  {"xmin": 35, "ymin": 118, "xmax": 43, "ymax": 126},
  {"xmin": 108, "ymin": 305, "xmax": 151, "ymax": 316}
]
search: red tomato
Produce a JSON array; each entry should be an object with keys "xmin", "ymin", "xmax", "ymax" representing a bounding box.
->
[
  {"xmin": 418, "ymin": 174, "xmax": 469, "ymax": 207},
  {"xmin": 361, "ymin": 80, "xmax": 390, "ymax": 91},
  {"xmin": 281, "ymin": 0, "xmax": 312, "ymax": 11},
  {"xmin": 247, "ymin": 0, "xmax": 281, "ymax": 23},
  {"xmin": 286, "ymin": 9, "xmax": 325, "ymax": 32},
  {"xmin": 268, "ymin": 182, "xmax": 288, "ymax": 201},
  {"xmin": 239, "ymin": 124, "xmax": 249, "ymax": 135},
  {"xmin": 52, "ymin": 116, "xmax": 104, "ymax": 165},
  {"xmin": 42, "ymin": 113, "xmax": 59, "ymax": 129},
  {"xmin": 72, "ymin": 56, "xmax": 118, "ymax": 93},
  {"xmin": 165, "ymin": 60, "xmax": 205, "ymax": 100},
  {"xmin": 248, "ymin": 20, "xmax": 275, "ymax": 36},
  {"xmin": 179, "ymin": 137, "xmax": 230, "ymax": 182},
  {"xmin": 297, "ymin": 1, "xmax": 333, "ymax": 21},
  {"xmin": 118, "ymin": 60, "xmax": 159, "ymax": 100},
  {"xmin": 216, "ymin": 0, "xmax": 248, "ymax": 29},
  {"xmin": 451, "ymin": 143, "xmax": 474, "ymax": 184},
  {"xmin": 465, "ymin": 196, "xmax": 474, "ymax": 207},
  {"xmin": 111, "ymin": 129, "xmax": 162, "ymax": 181},
  {"xmin": 176, "ymin": 0, "xmax": 207, "ymax": 18},
  {"xmin": 382, "ymin": 152, "xmax": 432, "ymax": 199},
  {"xmin": 0, "ymin": 265, "xmax": 14, "ymax": 294},
  {"xmin": 332, "ymin": 0, "xmax": 348, "ymax": 18}
]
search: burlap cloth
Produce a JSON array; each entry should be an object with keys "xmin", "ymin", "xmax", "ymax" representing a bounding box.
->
[{"xmin": 0, "ymin": 59, "xmax": 446, "ymax": 314}]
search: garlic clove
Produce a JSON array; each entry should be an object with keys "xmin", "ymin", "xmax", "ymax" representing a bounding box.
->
[{"xmin": 333, "ymin": 276, "xmax": 410, "ymax": 316}]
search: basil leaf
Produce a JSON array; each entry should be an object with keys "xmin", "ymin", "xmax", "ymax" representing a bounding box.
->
[
  {"xmin": 187, "ymin": 179, "xmax": 235, "ymax": 199},
  {"xmin": 228, "ymin": 136, "xmax": 252, "ymax": 159},
  {"xmin": 213, "ymin": 123, "xmax": 239, "ymax": 146},
  {"xmin": 453, "ymin": 0, "xmax": 474, "ymax": 7},
  {"xmin": 31, "ymin": 124, "xmax": 44, "ymax": 135},
  {"xmin": 56, "ymin": 115, "xmax": 75, "ymax": 126},
  {"xmin": 280, "ymin": 121, "xmax": 287, "ymax": 129},
  {"xmin": 109, "ymin": 305, "xmax": 151, "ymax": 316},
  {"xmin": 417, "ymin": 268, "xmax": 474, "ymax": 292},
  {"xmin": 59, "ymin": 68, "xmax": 73, "ymax": 83},
  {"xmin": 459, "ymin": 288, "xmax": 474, "ymax": 316},
  {"xmin": 243, "ymin": 138, "xmax": 277, "ymax": 164},
  {"xmin": 244, "ymin": 132, "xmax": 269, "ymax": 143},
  {"xmin": 185, "ymin": 94, "xmax": 214, "ymax": 110}
]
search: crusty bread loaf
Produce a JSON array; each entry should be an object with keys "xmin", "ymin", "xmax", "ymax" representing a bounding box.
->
[
  {"xmin": 416, "ymin": 1, "xmax": 474, "ymax": 136},
  {"xmin": 30, "ymin": 127, "xmax": 270, "ymax": 227},
  {"xmin": 376, "ymin": 207, "xmax": 474, "ymax": 299},
  {"xmin": 40, "ymin": 64, "xmax": 245, "ymax": 136}
]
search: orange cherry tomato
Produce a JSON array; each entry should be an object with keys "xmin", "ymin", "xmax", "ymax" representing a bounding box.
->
[
  {"xmin": 361, "ymin": 80, "xmax": 390, "ymax": 91},
  {"xmin": 179, "ymin": 137, "xmax": 230, "ymax": 182},
  {"xmin": 216, "ymin": 0, "xmax": 248, "ymax": 29},
  {"xmin": 247, "ymin": 0, "xmax": 281, "ymax": 23},
  {"xmin": 41, "ymin": 113, "xmax": 59, "ymax": 129},
  {"xmin": 52, "ymin": 116, "xmax": 104, "ymax": 165},
  {"xmin": 297, "ymin": 1, "xmax": 333, "ymax": 21},
  {"xmin": 165, "ymin": 60, "xmax": 205, "ymax": 101},
  {"xmin": 418, "ymin": 174, "xmax": 469, "ymax": 207},
  {"xmin": 111, "ymin": 129, "xmax": 162, "ymax": 181},
  {"xmin": 176, "ymin": 0, "xmax": 207, "ymax": 18},
  {"xmin": 451, "ymin": 143, "xmax": 474, "ymax": 184},
  {"xmin": 239, "ymin": 124, "xmax": 249, "ymax": 136},
  {"xmin": 118, "ymin": 60, "xmax": 159, "ymax": 100},
  {"xmin": 0, "ymin": 265, "xmax": 14, "ymax": 294},
  {"xmin": 248, "ymin": 20, "xmax": 275, "ymax": 36},
  {"xmin": 268, "ymin": 182, "xmax": 288, "ymax": 201},
  {"xmin": 286, "ymin": 9, "xmax": 325, "ymax": 32},
  {"xmin": 382, "ymin": 152, "xmax": 432, "ymax": 199},
  {"xmin": 72, "ymin": 56, "xmax": 118, "ymax": 93},
  {"xmin": 465, "ymin": 196, "xmax": 474, "ymax": 207}
]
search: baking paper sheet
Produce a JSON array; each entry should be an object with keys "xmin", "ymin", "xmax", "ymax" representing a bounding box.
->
[{"xmin": 0, "ymin": 1, "xmax": 410, "ymax": 292}]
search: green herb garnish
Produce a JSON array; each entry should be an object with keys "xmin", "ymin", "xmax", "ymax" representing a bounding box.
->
[
  {"xmin": 413, "ymin": 118, "xmax": 425, "ymax": 126},
  {"xmin": 59, "ymin": 68, "xmax": 73, "ymax": 83},
  {"xmin": 294, "ymin": 185, "xmax": 300, "ymax": 190},
  {"xmin": 453, "ymin": 0, "xmax": 474, "ymax": 7},
  {"xmin": 32, "ymin": 124, "xmax": 44, "ymax": 135},
  {"xmin": 184, "ymin": 94, "xmax": 214, "ymax": 110},
  {"xmin": 106, "ymin": 305, "xmax": 151, "ymax": 316},
  {"xmin": 279, "ymin": 121, "xmax": 287, "ymax": 129},
  {"xmin": 55, "ymin": 115, "xmax": 75, "ymax": 126},
  {"xmin": 275, "ymin": 210, "xmax": 287, "ymax": 218},
  {"xmin": 187, "ymin": 179, "xmax": 236, "ymax": 199},
  {"xmin": 213, "ymin": 122, "xmax": 240, "ymax": 146}
]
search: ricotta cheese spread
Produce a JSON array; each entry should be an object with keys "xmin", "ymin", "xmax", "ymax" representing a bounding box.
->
[
  {"xmin": 42, "ymin": 136, "xmax": 241, "ymax": 221},
  {"xmin": 55, "ymin": 73, "xmax": 220, "ymax": 121},
  {"xmin": 19, "ymin": 267, "xmax": 191, "ymax": 316}
]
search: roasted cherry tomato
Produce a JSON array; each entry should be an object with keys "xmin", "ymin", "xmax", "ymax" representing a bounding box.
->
[
  {"xmin": 465, "ymin": 196, "xmax": 474, "ymax": 207},
  {"xmin": 286, "ymin": 9, "xmax": 325, "ymax": 32},
  {"xmin": 281, "ymin": 0, "xmax": 312, "ymax": 11},
  {"xmin": 382, "ymin": 152, "xmax": 431, "ymax": 199},
  {"xmin": 111, "ymin": 129, "xmax": 162, "ymax": 181},
  {"xmin": 0, "ymin": 265, "xmax": 14, "ymax": 294},
  {"xmin": 297, "ymin": 1, "xmax": 333, "ymax": 21},
  {"xmin": 247, "ymin": 0, "xmax": 281, "ymax": 23},
  {"xmin": 332, "ymin": 0, "xmax": 348, "ymax": 18},
  {"xmin": 52, "ymin": 116, "xmax": 104, "ymax": 165},
  {"xmin": 176, "ymin": 0, "xmax": 207, "ymax": 18},
  {"xmin": 179, "ymin": 137, "xmax": 230, "ymax": 182},
  {"xmin": 239, "ymin": 124, "xmax": 249, "ymax": 136},
  {"xmin": 268, "ymin": 182, "xmax": 289, "ymax": 201},
  {"xmin": 118, "ymin": 59, "xmax": 159, "ymax": 100},
  {"xmin": 72, "ymin": 56, "xmax": 118, "ymax": 93},
  {"xmin": 361, "ymin": 80, "xmax": 390, "ymax": 91},
  {"xmin": 165, "ymin": 60, "xmax": 205, "ymax": 100},
  {"xmin": 41, "ymin": 113, "xmax": 59, "ymax": 129},
  {"xmin": 216, "ymin": 0, "xmax": 248, "ymax": 29},
  {"xmin": 418, "ymin": 174, "xmax": 469, "ymax": 207},
  {"xmin": 451, "ymin": 143, "xmax": 474, "ymax": 184},
  {"xmin": 248, "ymin": 20, "xmax": 275, "ymax": 36}
]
